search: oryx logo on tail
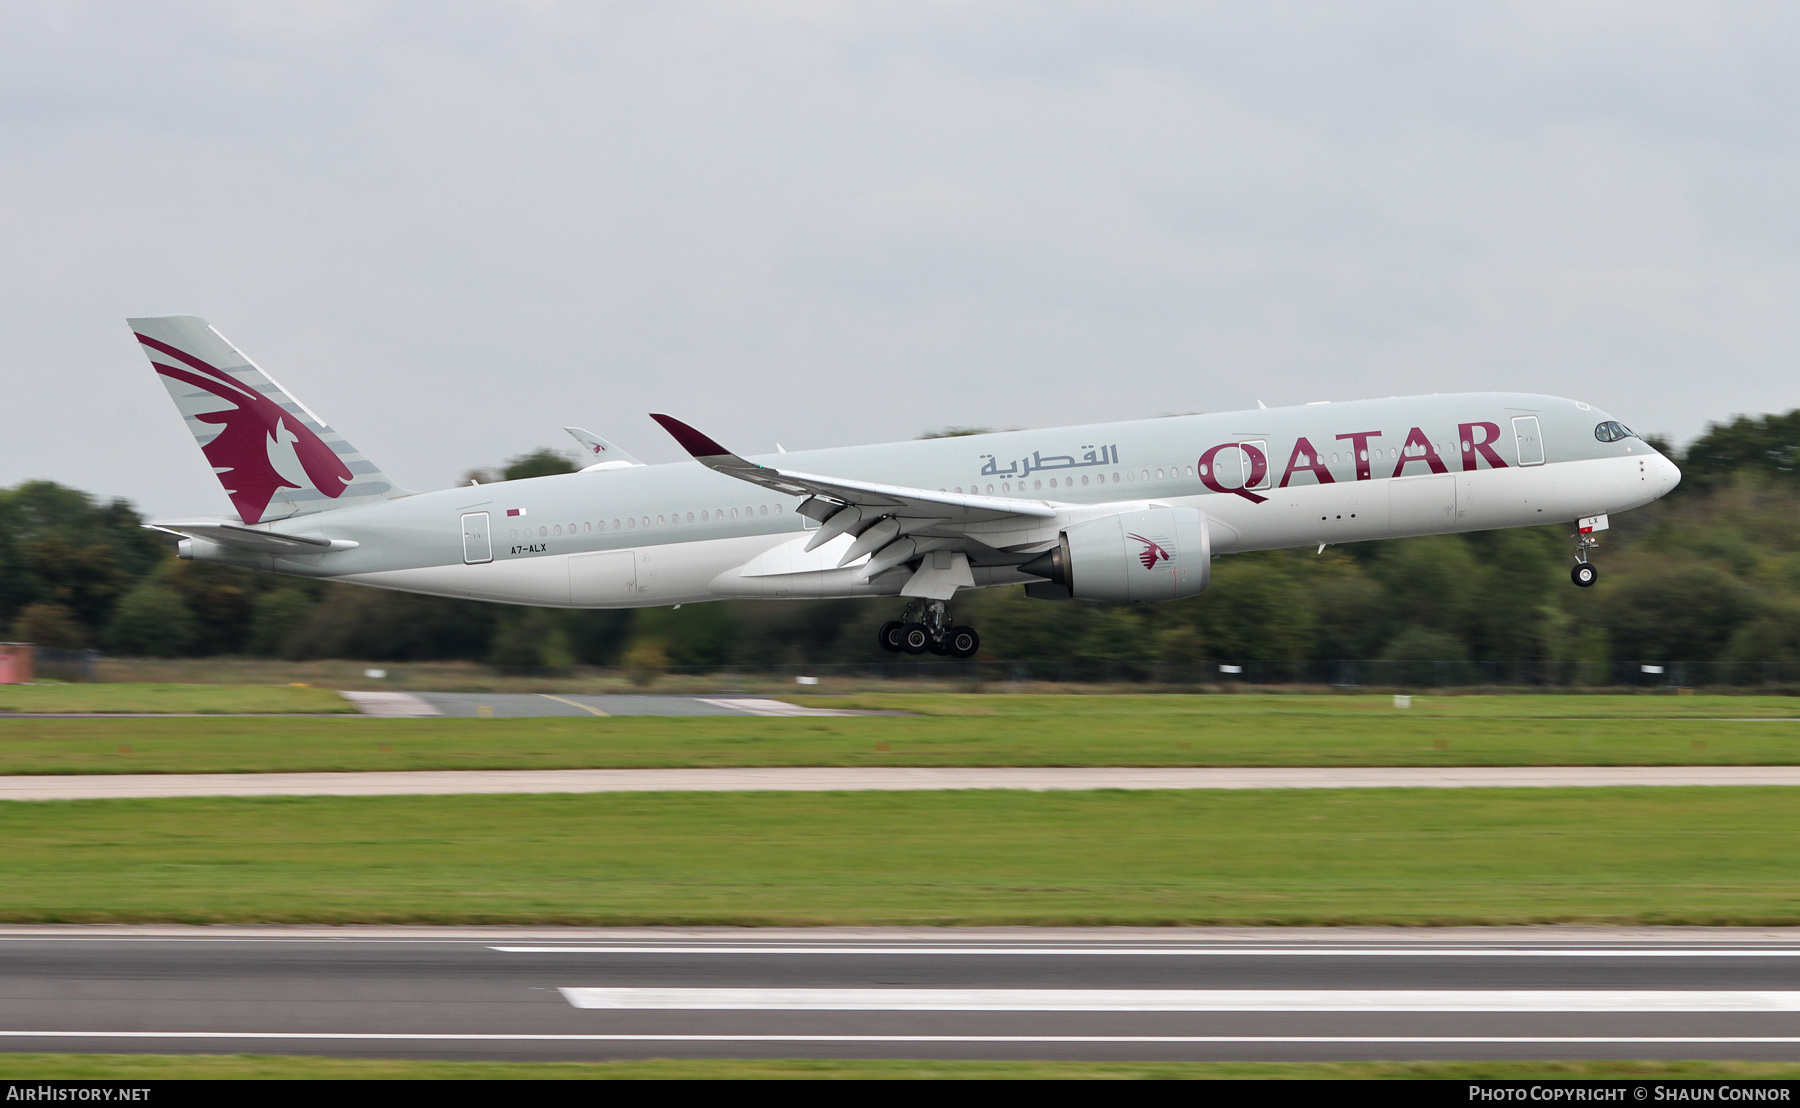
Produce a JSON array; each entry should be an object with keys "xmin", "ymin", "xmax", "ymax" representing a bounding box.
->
[
  {"xmin": 1127, "ymin": 533, "xmax": 1172, "ymax": 570},
  {"xmin": 137, "ymin": 333, "xmax": 353, "ymax": 523}
]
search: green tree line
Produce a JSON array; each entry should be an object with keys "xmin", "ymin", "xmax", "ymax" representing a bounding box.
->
[{"xmin": 6, "ymin": 421, "xmax": 1800, "ymax": 674}]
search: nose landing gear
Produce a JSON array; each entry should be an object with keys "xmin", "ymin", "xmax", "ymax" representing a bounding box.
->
[
  {"xmin": 876, "ymin": 599, "xmax": 980, "ymax": 658},
  {"xmin": 1571, "ymin": 529, "xmax": 1600, "ymax": 588}
]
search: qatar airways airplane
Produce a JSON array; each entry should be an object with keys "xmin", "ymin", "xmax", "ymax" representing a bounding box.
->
[{"xmin": 131, "ymin": 315, "xmax": 1680, "ymax": 658}]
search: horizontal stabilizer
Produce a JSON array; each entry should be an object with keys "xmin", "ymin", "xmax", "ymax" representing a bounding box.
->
[{"xmin": 147, "ymin": 519, "xmax": 358, "ymax": 555}]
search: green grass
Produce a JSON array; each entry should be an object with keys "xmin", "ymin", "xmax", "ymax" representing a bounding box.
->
[
  {"xmin": 0, "ymin": 683, "xmax": 353, "ymax": 715},
  {"xmin": 4, "ymin": 695, "xmax": 1800, "ymax": 775},
  {"xmin": 4, "ymin": 787, "xmax": 1799, "ymax": 925},
  {"xmin": 3, "ymin": 1054, "xmax": 1797, "ymax": 1080}
]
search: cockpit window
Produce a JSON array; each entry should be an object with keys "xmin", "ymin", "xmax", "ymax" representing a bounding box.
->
[{"xmin": 1594, "ymin": 421, "xmax": 1635, "ymax": 443}]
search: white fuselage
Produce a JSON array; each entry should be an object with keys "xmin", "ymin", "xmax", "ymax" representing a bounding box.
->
[{"xmin": 190, "ymin": 391, "xmax": 1680, "ymax": 608}]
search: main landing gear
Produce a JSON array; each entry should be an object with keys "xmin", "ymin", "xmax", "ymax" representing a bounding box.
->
[
  {"xmin": 878, "ymin": 599, "xmax": 980, "ymax": 658},
  {"xmin": 1571, "ymin": 529, "xmax": 1600, "ymax": 588}
]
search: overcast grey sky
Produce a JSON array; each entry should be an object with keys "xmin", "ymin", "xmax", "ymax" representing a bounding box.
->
[{"xmin": 3, "ymin": 1, "xmax": 1797, "ymax": 518}]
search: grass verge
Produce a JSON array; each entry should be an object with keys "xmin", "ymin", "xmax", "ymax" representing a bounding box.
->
[
  {"xmin": 4, "ymin": 787, "xmax": 1798, "ymax": 925},
  {"xmin": 0, "ymin": 684, "xmax": 353, "ymax": 715},
  {"xmin": 4, "ymin": 695, "xmax": 1800, "ymax": 775},
  {"xmin": 3, "ymin": 1055, "xmax": 1798, "ymax": 1080}
]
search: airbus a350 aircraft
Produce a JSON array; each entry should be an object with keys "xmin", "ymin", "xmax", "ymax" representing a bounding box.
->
[{"xmin": 131, "ymin": 316, "xmax": 1680, "ymax": 658}]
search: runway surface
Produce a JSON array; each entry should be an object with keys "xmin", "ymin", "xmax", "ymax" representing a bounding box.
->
[
  {"xmin": 7, "ymin": 765, "xmax": 1800, "ymax": 800},
  {"xmin": 6, "ymin": 928, "xmax": 1800, "ymax": 1061}
]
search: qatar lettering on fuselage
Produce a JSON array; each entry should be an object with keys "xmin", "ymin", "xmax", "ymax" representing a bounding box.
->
[{"xmin": 1194, "ymin": 421, "xmax": 1511, "ymax": 504}]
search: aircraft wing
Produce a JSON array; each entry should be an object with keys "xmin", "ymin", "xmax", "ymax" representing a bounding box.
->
[
  {"xmin": 146, "ymin": 520, "xmax": 359, "ymax": 555},
  {"xmin": 649, "ymin": 414, "xmax": 1053, "ymax": 524},
  {"xmin": 649, "ymin": 414, "xmax": 1055, "ymax": 581}
]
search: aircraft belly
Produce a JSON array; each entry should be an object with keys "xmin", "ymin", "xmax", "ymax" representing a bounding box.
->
[
  {"xmin": 1388, "ymin": 474, "xmax": 1459, "ymax": 536},
  {"xmin": 336, "ymin": 557, "xmax": 576, "ymax": 606},
  {"xmin": 710, "ymin": 561, "xmax": 909, "ymax": 599},
  {"xmin": 1455, "ymin": 457, "xmax": 1642, "ymax": 530},
  {"xmin": 1252, "ymin": 483, "xmax": 1393, "ymax": 547},
  {"xmin": 636, "ymin": 535, "xmax": 783, "ymax": 604},
  {"xmin": 333, "ymin": 534, "xmax": 785, "ymax": 608}
]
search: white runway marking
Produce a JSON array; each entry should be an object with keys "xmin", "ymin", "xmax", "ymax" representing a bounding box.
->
[
  {"xmin": 558, "ymin": 988, "xmax": 1800, "ymax": 1012},
  {"xmin": 336, "ymin": 691, "xmax": 439, "ymax": 717},
  {"xmin": 695, "ymin": 698, "xmax": 856, "ymax": 717},
  {"xmin": 3, "ymin": 1031, "xmax": 1799, "ymax": 1045},
  {"xmin": 11, "ymin": 765, "xmax": 1800, "ymax": 800},
  {"xmin": 496, "ymin": 945, "xmax": 1800, "ymax": 957}
]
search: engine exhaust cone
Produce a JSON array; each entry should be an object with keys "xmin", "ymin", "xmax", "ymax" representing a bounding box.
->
[{"xmin": 1020, "ymin": 546, "xmax": 1067, "ymax": 586}]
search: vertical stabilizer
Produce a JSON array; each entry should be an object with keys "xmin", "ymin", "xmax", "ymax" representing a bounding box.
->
[
  {"xmin": 565, "ymin": 426, "xmax": 646, "ymax": 471},
  {"xmin": 128, "ymin": 316, "xmax": 411, "ymax": 523}
]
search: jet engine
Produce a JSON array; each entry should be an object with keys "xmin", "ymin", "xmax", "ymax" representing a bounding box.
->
[{"xmin": 1020, "ymin": 506, "xmax": 1210, "ymax": 603}]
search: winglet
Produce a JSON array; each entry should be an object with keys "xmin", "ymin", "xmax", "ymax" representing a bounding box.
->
[{"xmin": 649, "ymin": 414, "xmax": 735, "ymax": 459}]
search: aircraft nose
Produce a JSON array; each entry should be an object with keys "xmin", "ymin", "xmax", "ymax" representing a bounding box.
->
[{"xmin": 1658, "ymin": 453, "xmax": 1682, "ymax": 493}]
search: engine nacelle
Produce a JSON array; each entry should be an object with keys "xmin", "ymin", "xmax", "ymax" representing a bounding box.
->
[{"xmin": 1020, "ymin": 506, "xmax": 1211, "ymax": 603}]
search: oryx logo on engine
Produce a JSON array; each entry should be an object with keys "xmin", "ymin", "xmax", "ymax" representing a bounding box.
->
[{"xmin": 1127, "ymin": 533, "xmax": 1172, "ymax": 570}]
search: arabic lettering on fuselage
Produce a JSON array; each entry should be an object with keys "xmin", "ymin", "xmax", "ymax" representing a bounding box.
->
[{"xmin": 979, "ymin": 445, "xmax": 1119, "ymax": 478}]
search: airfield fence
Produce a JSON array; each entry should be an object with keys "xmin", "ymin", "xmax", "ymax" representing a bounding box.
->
[{"xmin": 32, "ymin": 648, "xmax": 99, "ymax": 682}]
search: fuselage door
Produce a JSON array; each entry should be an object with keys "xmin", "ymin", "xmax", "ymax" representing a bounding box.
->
[
  {"xmin": 1511, "ymin": 416, "xmax": 1545, "ymax": 467},
  {"xmin": 461, "ymin": 512, "xmax": 493, "ymax": 564}
]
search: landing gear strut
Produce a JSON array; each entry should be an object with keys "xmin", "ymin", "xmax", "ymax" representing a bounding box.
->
[
  {"xmin": 875, "ymin": 599, "xmax": 980, "ymax": 658},
  {"xmin": 1571, "ymin": 530, "xmax": 1600, "ymax": 588}
]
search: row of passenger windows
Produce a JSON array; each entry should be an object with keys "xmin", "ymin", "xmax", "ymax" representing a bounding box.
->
[
  {"xmin": 941, "ymin": 442, "xmax": 1471, "ymax": 496},
  {"xmin": 1195, "ymin": 443, "xmax": 1459, "ymax": 477},
  {"xmin": 944, "ymin": 468, "xmax": 1198, "ymax": 496},
  {"xmin": 1286, "ymin": 445, "xmax": 1444, "ymax": 468},
  {"xmin": 500, "ymin": 439, "xmax": 1483, "ymax": 547},
  {"xmin": 509, "ymin": 502, "xmax": 781, "ymax": 541}
]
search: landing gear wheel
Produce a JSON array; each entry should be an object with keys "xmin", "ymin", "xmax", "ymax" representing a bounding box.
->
[
  {"xmin": 877, "ymin": 621, "xmax": 907, "ymax": 653},
  {"xmin": 900, "ymin": 625, "xmax": 932, "ymax": 655},
  {"xmin": 946, "ymin": 626, "xmax": 980, "ymax": 659},
  {"xmin": 1572, "ymin": 563, "xmax": 1598, "ymax": 588}
]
